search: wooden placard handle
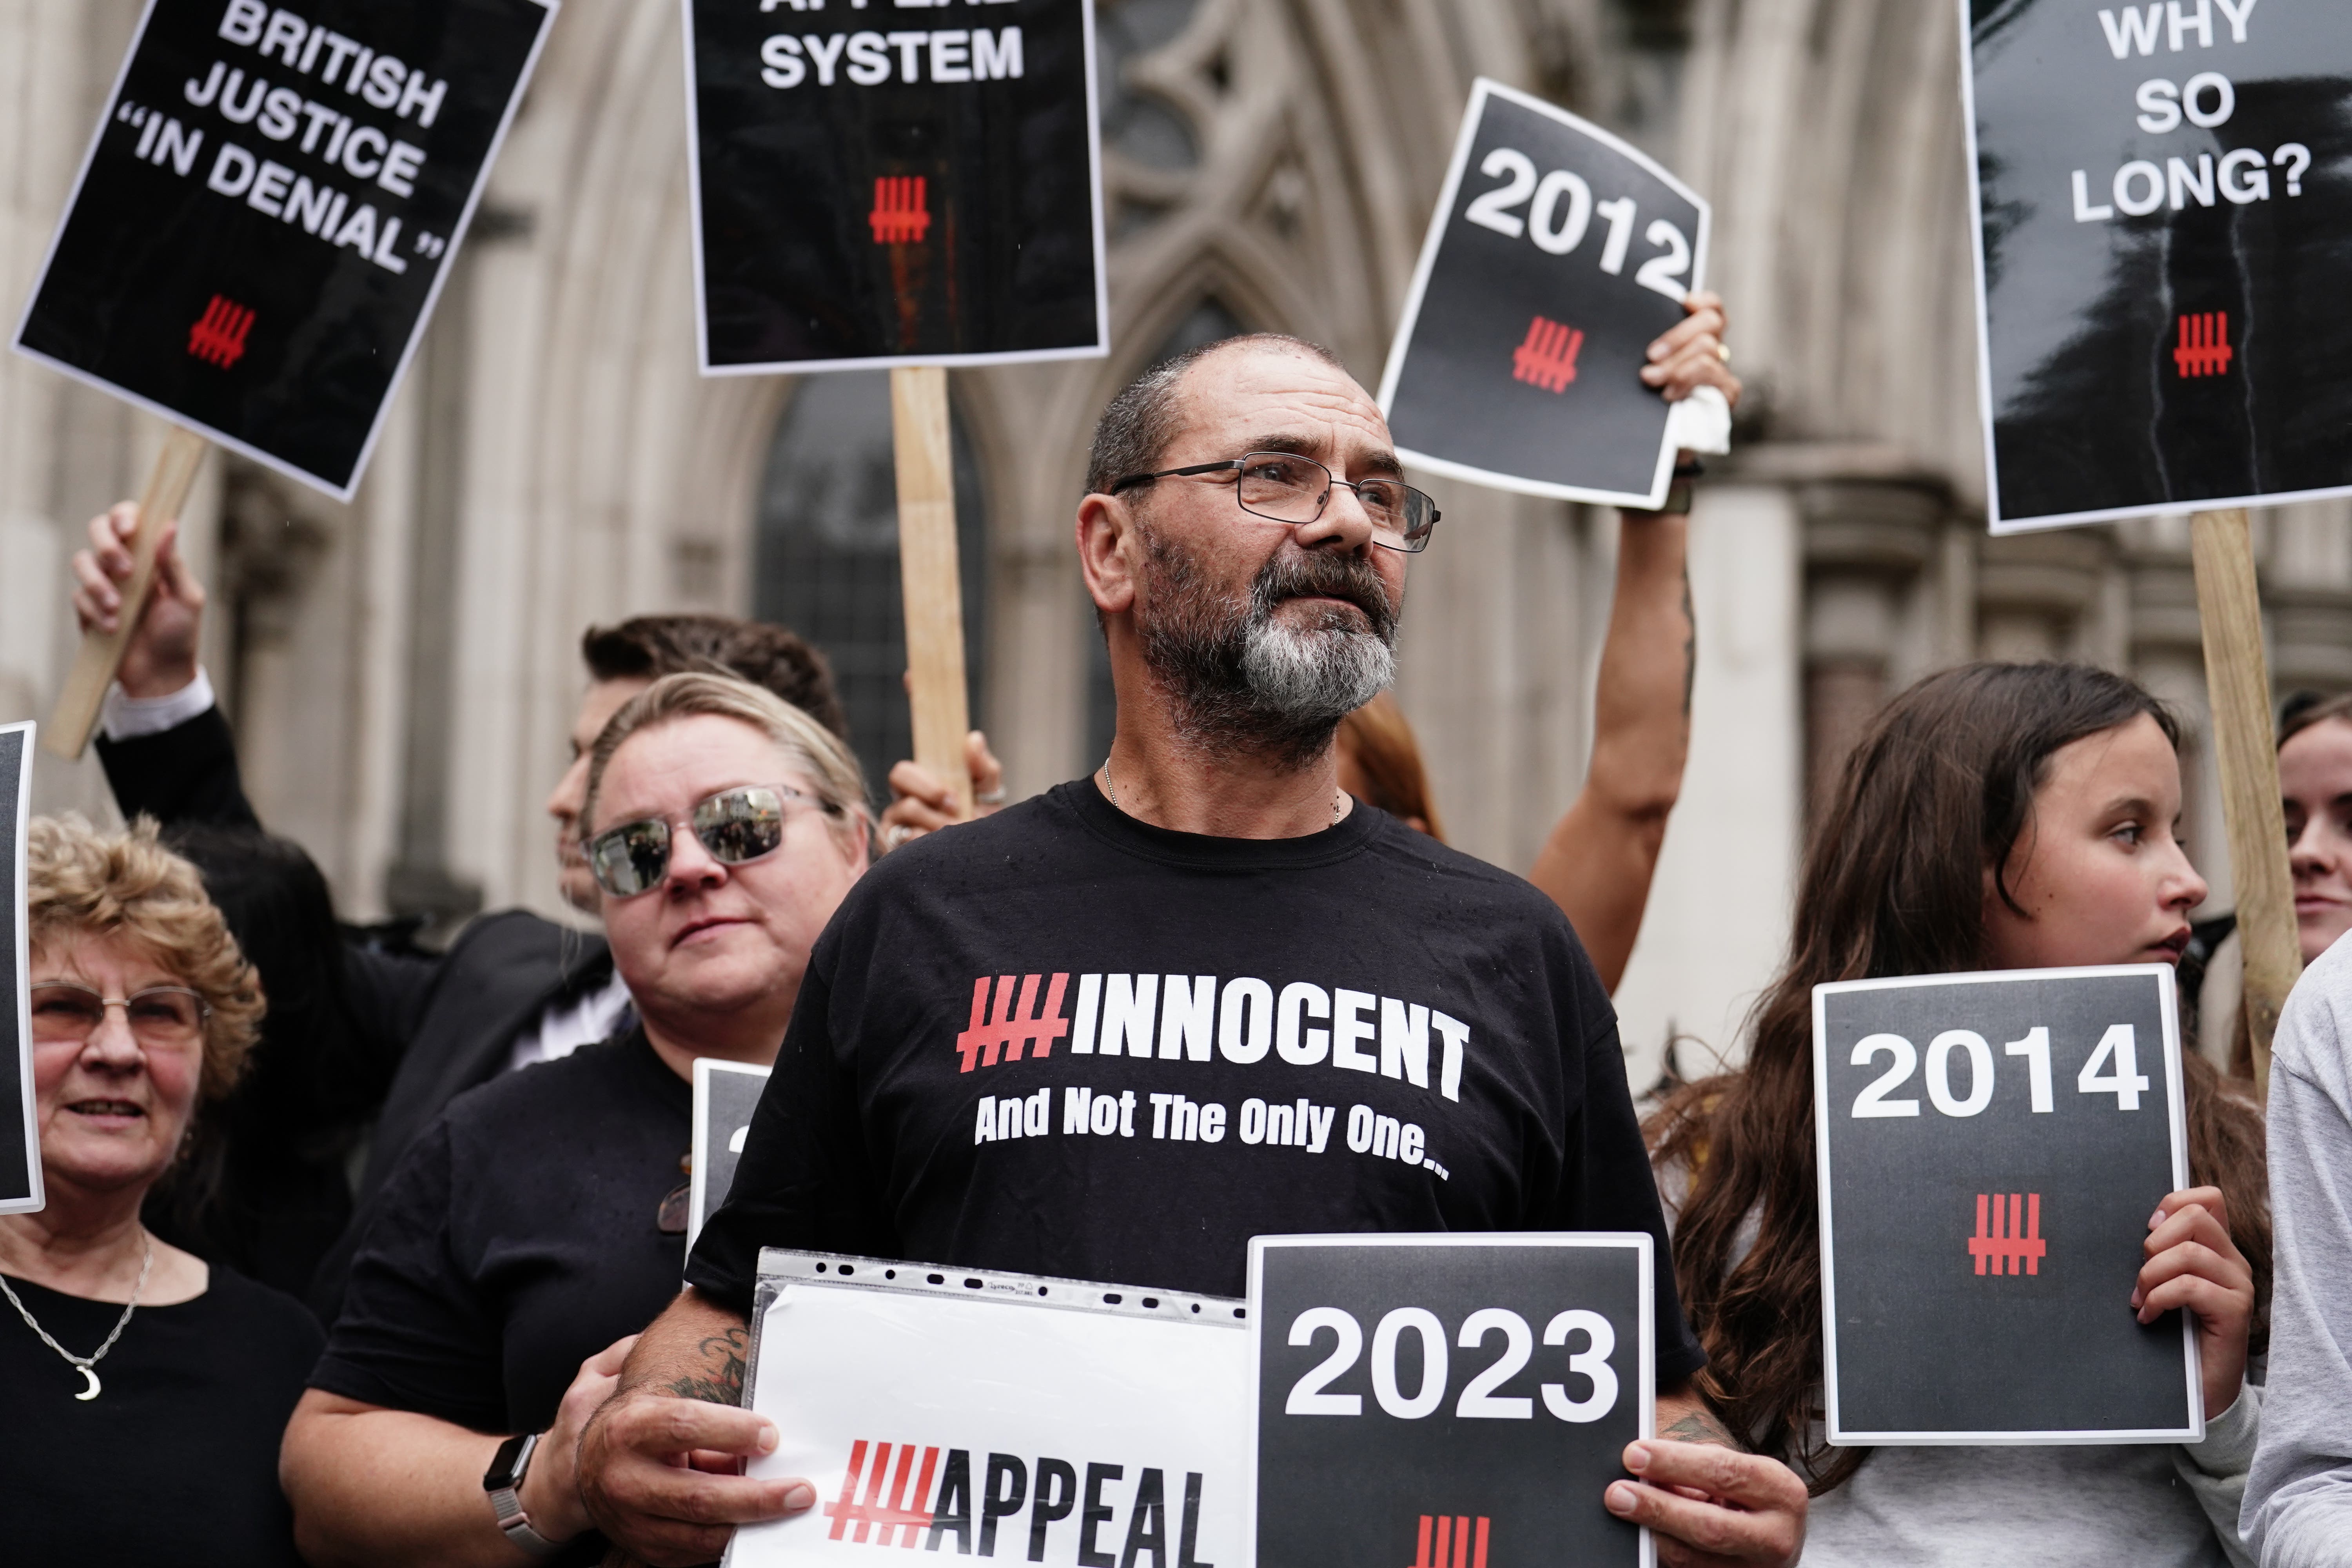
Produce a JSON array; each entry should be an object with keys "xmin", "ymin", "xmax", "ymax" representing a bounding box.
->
[
  {"xmin": 891, "ymin": 366, "xmax": 973, "ymax": 818},
  {"xmin": 2190, "ymin": 507, "xmax": 2298, "ymax": 1099},
  {"xmin": 42, "ymin": 428, "xmax": 211, "ymax": 762}
]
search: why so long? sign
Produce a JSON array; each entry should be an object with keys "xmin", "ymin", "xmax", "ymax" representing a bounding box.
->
[{"xmin": 1960, "ymin": 0, "xmax": 2352, "ymax": 530}]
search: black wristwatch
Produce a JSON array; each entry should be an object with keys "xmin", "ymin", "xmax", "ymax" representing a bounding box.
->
[{"xmin": 483, "ymin": 1432, "xmax": 564, "ymax": 1557}]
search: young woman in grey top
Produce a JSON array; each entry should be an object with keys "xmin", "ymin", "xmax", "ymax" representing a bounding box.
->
[{"xmin": 1650, "ymin": 663, "xmax": 2269, "ymax": 1567}]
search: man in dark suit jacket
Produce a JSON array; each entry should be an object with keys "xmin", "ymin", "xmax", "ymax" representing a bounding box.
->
[{"xmin": 71, "ymin": 502, "xmax": 850, "ymax": 1318}]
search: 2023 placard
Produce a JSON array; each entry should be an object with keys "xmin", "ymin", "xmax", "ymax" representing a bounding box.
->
[{"xmin": 1247, "ymin": 1235, "xmax": 1654, "ymax": 1568}]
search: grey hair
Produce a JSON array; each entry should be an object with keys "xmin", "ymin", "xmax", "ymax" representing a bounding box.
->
[
  {"xmin": 583, "ymin": 672, "xmax": 871, "ymax": 855},
  {"xmin": 1083, "ymin": 332, "xmax": 1347, "ymax": 498}
]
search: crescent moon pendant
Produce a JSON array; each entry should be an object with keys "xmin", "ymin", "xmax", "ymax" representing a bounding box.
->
[{"xmin": 74, "ymin": 1365, "xmax": 100, "ymax": 1401}]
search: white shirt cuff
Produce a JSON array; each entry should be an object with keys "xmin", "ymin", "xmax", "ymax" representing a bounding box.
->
[
  {"xmin": 1664, "ymin": 385, "xmax": 1734, "ymax": 456},
  {"xmin": 101, "ymin": 666, "xmax": 216, "ymax": 741}
]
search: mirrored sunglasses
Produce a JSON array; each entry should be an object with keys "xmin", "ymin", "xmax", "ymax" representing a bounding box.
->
[{"xmin": 586, "ymin": 784, "xmax": 829, "ymax": 899}]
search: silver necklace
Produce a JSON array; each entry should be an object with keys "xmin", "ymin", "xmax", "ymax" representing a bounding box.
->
[
  {"xmin": 1, "ymin": 1232, "xmax": 155, "ymax": 1401},
  {"xmin": 1100, "ymin": 756, "xmax": 1345, "ymax": 826}
]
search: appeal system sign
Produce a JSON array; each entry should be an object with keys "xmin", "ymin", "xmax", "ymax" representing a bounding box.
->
[
  {"xmin": 1962, "ymin": 0, "xmax": 2352, "ymax": 530},
  {"xmin": 13, "ymin": 0, "xmax": 552, "ymax": 499},
  {"xmin": 684, "ymin": 0, "xmax": 1107, "ymax": 374}
]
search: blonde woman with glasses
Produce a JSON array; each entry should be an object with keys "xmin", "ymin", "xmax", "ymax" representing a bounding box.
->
[{"xmin": 0, "ymin": 815, "xmax": 318, "ymax": 1568}]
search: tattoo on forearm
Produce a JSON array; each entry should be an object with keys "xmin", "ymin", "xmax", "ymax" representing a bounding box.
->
[
  {"xmin": 667, "ymin": 1328, "xmax": 748, "ymax": 1405},
  {"xmin": 1662, "ymin": 1408, "xmax": 1739, "ymax": 1449}
]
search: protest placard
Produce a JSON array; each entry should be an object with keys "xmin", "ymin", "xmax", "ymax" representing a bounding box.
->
[
  {"xmin": 730, "ymin": 1250, "xmax": 1247, "ymax": 1568},
  {"xmin": 689, "ymin": 1058, "xmax": 770, "ymax": 1249},
  {"xmin": 682, "ymin": 0, "xmax": 1106, "ymax": 374},
  {"xmin": 1377, "ymin": 78, "xmax": 1710, "ymax": 510},
  {"xmin": 1959, "ymin": 0, "xmax": 2352, "ymax": 532},
  {"xmin": 0, "ymin": 723, "xmax": 36, "ymax": 1215},
  {"xmin": 1955, "ymin": 2, "xmax": 2348, "ymax": 1091},
  {"xmin": 1813, "ymin": 966, "xmax": 2199, "ymax": 1443},
  {"xmin": 1247, "ymin": 1234, "xmax": 1652, "ymax": 1568},
  {"xmin": 13, "ymin": 0, "xmax": 554, "ymax": 501}
]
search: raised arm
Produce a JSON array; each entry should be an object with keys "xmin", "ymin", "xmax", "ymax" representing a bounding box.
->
[
  {"xmin": 70, "ymin": 502, "xmax": 262, "ymax": 829},
  {"xmin": 1527, "ymin": 510, "xmax": 1692, "ymax": 991},
  {"xmin": 1524, "ymin": 291, "xmax": 1736, "ymax": 992}
]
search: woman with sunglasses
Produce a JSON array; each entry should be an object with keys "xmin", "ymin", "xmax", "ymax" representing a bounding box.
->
[
  {"xmin": 284, "ymin": 673, "xmax": 870, "ymax": 1566},
  {"xmin": 0, "ymin": 815, "xmax": 314, "ymax": 1566}
]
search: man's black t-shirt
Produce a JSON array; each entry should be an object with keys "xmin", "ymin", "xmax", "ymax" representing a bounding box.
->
[
  {"xmin": 0, "ymin": 1265, "xmax": 323, "ymax": 1567},
  {"xmin": 310, "ymin": 1029, "xmax": 689, "ymax": 1436},
  {"xmin": 688, "ymin": 781, "xmax": 1704, "ymax": 1384}
]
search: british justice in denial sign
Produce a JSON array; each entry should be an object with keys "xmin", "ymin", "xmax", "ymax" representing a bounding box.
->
[
  {"xmin": 13, "ymin": 0, "xmax": 553, "ymax": 499},
  {"xmin": 683, "ymin": 0, "xmax": 1107, "ymax": 375},
  {"xmin": 1377, "ymin": 78, "xmax": 1710, "ymax": 510},
  {"xmin": 1960, "ymin": 0, "xmax": 2352, "ymax": 531},
  {"xmin": 1813, "ymin": 967, "xmax": 2200, "ymax": 1444}
]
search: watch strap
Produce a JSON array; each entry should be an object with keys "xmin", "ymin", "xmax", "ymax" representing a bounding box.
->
[{"xmin": 485, "ymin": 1432, "xmax": 565, "ymax": 1558}]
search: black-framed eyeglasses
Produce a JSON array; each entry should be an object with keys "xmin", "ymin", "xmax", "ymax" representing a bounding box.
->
[
  {"xmin": 30, "ymin": 982, "xmax": 210, "ymax": 1048},
  {"xmin": 1108, "ymin": 451, "xmax": 1442, "ymax": 553},
  {"xmin": 586, "ymin": 784, "xmax": 837, "ymax": 899}
]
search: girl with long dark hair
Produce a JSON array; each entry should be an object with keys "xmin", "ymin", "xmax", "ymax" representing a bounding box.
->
[{"xmin": 1652, "ymin": 662, "xmax": 2269, "ymax": 1564}]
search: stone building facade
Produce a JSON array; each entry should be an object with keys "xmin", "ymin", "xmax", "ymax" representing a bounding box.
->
[{"xmin": 5, "ymin": 0, "xmax": 2345, "ymax": 1088}]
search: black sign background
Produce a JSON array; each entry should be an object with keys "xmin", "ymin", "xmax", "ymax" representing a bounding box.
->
[
  {"xmin": 690, "ymin": 1058, "xmax": 770, "ymax": 1246},
  {"xmin": 1965, "ymin": 0, "xmax": 2352, "ymax": 530},
  {"xmin": 1378, "ymin": 79, "xmax": 1707, "ymax": 509},
  {"xmin": 13, "ymin": 0, "xmax": 550, "ymax": 499},
  {"xmin": 1815, "ymin": 969, "xmax": 2196, "ymax": 1440},
  {"xmin": 1250, "ymin": 1236, "xmax": 1647, "ymax": 1568},
  {"xmin": 685, "ymin": 0, "xmax": 1105, "ymax": 373},
  {"xmin": 2, "ymin": 724, "xmax": 36, "ymax": 1213}
]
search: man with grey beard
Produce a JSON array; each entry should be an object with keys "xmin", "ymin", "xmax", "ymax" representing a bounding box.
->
[{"xmin": 579, "ymin": 329, "xmax": 1806, "ymax": 1568}]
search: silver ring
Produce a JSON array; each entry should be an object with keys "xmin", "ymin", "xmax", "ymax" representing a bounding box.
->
[
  {"xmin": 882, "ymin": 824, "xmax": 918, "ymax": 852},
  {"xmin": 974, "ymin": 786, "xmax": 1007, "ymax": 806}
]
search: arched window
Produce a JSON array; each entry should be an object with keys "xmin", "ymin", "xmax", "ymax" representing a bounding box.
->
[
  {"xmin": 754, "ymin": 372, "xmax": 987, "ymax": 798},
  {"xmin": 1087, "ymin": 298, "xmax": 1249, "ymax": 761}
]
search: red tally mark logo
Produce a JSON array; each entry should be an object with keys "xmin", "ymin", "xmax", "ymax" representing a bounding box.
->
[
  {"xmin": 188, "ymin": 295, "xmax": 254, "ymax": 368},
  {"xmin": 956, "ymin": 975, "xmax": 1071, "ymax": 1072},
  {"xmin": 2174, "ymin": 312, "xmax": 2232, "ymax": 378},
  {"xmin": 871, "ymin": 176, "xmax": 932, "ymax": 245},
  {"xmin": 828, "ymin": 1440, "xmax": 940, "ymax": 1546},
  {"xmin": 1511, "ymin": 316, "xmax": 1583, "ymax": 393},
  {"xmin": 1969, "ymin": 1192, "xmax": 2047, "ymax": 1277},
  {"xmin": 1408, "ymin": 1515, "xmax": 1490, "ymax": 1568}
]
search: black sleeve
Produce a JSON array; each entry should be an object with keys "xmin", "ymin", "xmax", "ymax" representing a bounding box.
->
[
  {"xmin": 684, "ymin": 958, "xmax": 896, "ymax": 1314},
  {"xmin": 340, "ymin": 943, "xmax": 440, "ymax": 1079},
  {"xmin": 1531, "ymin": 960, "xmax": 1708, "ymax": 1389},
  {"xmin": 308, "ymin": 1120, "xmax": 509, "ymax": 1432},
  {"xmin": 94, "ymin": 706, "xmax": 262, "ymax": 829}
]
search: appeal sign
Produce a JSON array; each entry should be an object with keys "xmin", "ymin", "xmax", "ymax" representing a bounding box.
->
[
  {"xmin": 1813, "ymin": 966, "xmax": 2200, "ymax": 1443},
  {"xmin": 12, "ymin": 0, "xmax": 552, "ymax": 499},
  {"xmin": 731, "ymin": 1251, "xmax": 1245, "ymax": 1568},
  {"xmin": 683, "ymin": 0, "xmax": 1107, "ymax": 375},
  {"xmin": 1377, "ymin": 78, "xmax": 1710, "ymax": 510},
  {"xmin": 1960, "ymin": 0, "xmax": 2352, "ymax": 530},
  {"xmin": 1248, "ymin": 1235, "xmax": 1653, "ymax": 1568}
]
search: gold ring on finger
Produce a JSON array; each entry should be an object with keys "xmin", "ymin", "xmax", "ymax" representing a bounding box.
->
[{"xmin": 1716, "ymin": 343, "xmax": 1733, "ymax": 365}]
